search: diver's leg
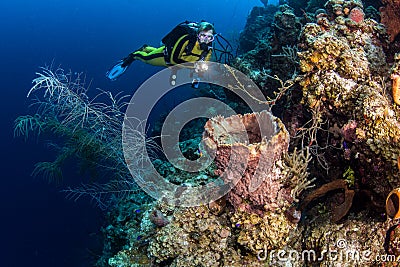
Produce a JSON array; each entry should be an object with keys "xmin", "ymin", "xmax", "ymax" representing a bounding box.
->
[
  {"xmin": 121, "ymin": 45, "xmax": 158, "ymax": 67},
  {"xmin": 136, "ymin": 44, "xmax": 158, "ymax": 53},
  {"xmin": 132, "ymin": 46, "xmax": 167, "ymax": 67},
  {"xmin": 141, "ymin": 45, "xmax": 157, "ymax": 53}
]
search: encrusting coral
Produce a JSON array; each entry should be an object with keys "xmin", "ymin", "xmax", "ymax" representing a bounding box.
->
[
  {"xmin": 380, "ymin": 0, "xmax": 400, "ymax": 42},
  {"xmin": 302, "ymin": 213, "xmax": 389, "ymax": 266},
  {"xmin": 146, "ymin": 205, "xmax": 234, "ymax": 265},
  {"xmin": 231, "ymin": 209, "xmax": 299, "ymax": 255}
]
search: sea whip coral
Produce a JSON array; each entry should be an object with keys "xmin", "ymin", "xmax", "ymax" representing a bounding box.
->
[{"xmin": 202, "ymin": 110, "xmax": 291, "ymax": 213}]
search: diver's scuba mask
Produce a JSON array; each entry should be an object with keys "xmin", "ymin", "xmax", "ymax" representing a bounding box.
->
[{"xmin": 198, "ymin": 32, "xmax": 214, "ymax": 44}]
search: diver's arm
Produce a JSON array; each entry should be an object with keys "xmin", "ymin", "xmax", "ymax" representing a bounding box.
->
[{"xmin": 177, "ymin": 40, "xmax": 193, "ymax": 63}]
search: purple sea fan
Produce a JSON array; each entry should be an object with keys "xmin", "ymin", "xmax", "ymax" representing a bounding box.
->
[{"xmin": 149, "ymin": 209, "xmax": 169, "ymax": 227}]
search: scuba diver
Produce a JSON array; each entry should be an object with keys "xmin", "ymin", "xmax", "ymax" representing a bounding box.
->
[{"xmin": 106, "ymin": 21, "xmax": 216, "ymax": 81}]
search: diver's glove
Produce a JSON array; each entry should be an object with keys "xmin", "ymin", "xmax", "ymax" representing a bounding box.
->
[{"xmin": 106, "ymin": 54, "xmax": 135, "ymax": 81}]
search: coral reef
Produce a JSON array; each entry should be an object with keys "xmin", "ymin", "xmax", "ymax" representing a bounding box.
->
[
  {"xmin": 234, "ymin": 4, "xmax": 301, "ymax": 111},
  {"xmin": 231, "ymin": 209, "xmax": 299, "ymax": 254},
  {"xmin": 287, "ymin": 0, "xmax": 382, "ymax": 17},
  {"xmin": 235, "ymin": 0, "xmax": 399, "ymax": 208},
  {"xmin": 202, "ymin": 110, "xmax": 313, "ymax": 213},
  {"xmin": 296, "ymin": 0, "xmax": 400, "ymax": 198},
  {"xmin": 107, "ymin": 203, "xmax": 302, "ymax": 267},
  {"xmin": 152, "ymin": 135, "xmax": 217, "ymax": 187},
  {"xmin": 147, "ymin": 205, "xmax": 233, "ymax": 265},
  {"xmin": 104, "ymin": 110, "xmax": 314, "ymax": 266},
  {"xmin": 272, "ymin": 4, "xmax": 302, "ymax": 49},
  {"xmin": 302, "ymin": 213, "xmax": 390, "ymax": 266},
  {"xmin": 224, "ymin": 1, "xmax": 400, "ymax": 266},
  {"xmin": 287, "ymin": 0, "xmax": 324, "ymax": 15},
  {"xmin": 238, "ymin": 5, "xmax": 278, "ymax": 53}
]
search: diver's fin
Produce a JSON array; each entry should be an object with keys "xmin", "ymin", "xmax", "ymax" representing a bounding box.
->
[{"xmin": 106, "ymin": 60, "xmax": 129, "ymax": 81}]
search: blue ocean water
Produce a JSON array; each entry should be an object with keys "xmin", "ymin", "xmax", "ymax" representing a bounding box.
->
[{"xmin": 0, "ymin": 0, "xmax": 279, "ymax": 266}]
